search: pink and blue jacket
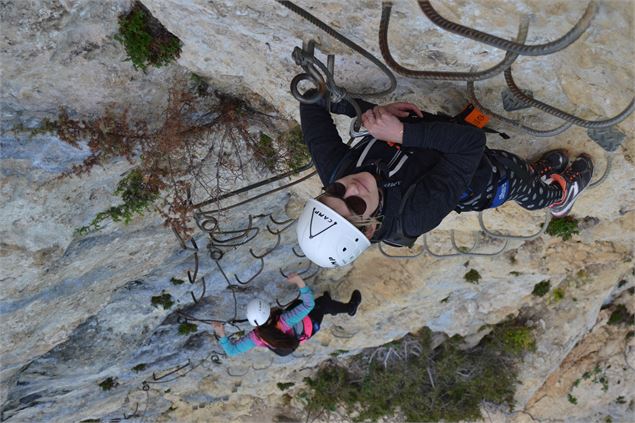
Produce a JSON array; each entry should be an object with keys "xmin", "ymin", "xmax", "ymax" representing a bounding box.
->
[{"xmin": 219, "ymin": 286, "xmax": 315, "ymax": 357}]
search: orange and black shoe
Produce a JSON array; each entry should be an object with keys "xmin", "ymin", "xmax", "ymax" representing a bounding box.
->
[
  {"xmin": 530, "ymin": 149, "xmax": 569, "ymax": 181},
  {"xmin": 549, "ymin": 154, "xmax": 594, "ymax": 217}
]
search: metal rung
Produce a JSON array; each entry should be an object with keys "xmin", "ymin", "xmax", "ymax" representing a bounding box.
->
[{"xmin": 502, "ymin": 88, "xmax": 532, "ymax": 111}]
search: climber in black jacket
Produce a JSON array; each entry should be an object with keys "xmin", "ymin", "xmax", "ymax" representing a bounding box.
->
[{"xmin": 295, "ymin": 95, "xmax": 594, "ymax": 268}]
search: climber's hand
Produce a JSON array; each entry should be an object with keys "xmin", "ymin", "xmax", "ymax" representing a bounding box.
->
[
  {"xmin": 362, "ymin": 106, "xmax": 405, "ymax": 143},
  {"xmin": 286, "ymin": 273, "xmax": 305, "ymax": 288},
  {"xmin": 212, "ymin": 321, "xmax": 225, "ymax": 337}
]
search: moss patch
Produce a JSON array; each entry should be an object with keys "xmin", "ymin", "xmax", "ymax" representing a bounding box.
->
[
  {"xmin": 151, "ymin": 291, "xmax": 174, "ymax": 310},
  {"xmin": 532, "ymin": 280, "xmax": 551, "ymax": 297},
  {"xmin": 608, "ymin": 305, "xmax": 634, "ymax": 326},
  {"xmin": 277, "ymin": 382, "xmax": 295, "ymax": 391},
  {"xmin": 546, "ymin": 216, "xmax": 579, "ymax": 241},
  {"xmin": 132, "ymin": 363, "xmax": 147, "ymax": 372},
  {"xmin": 178, "ymin": 322, "xmax": 198, "ymax": 335},
  {"xmin": 464, "ymin": 269, "xmax": 481, "ymax": 284},
  {"xmin": 170, "ymin": 277, "xmax": 185, "ymax": 286},
  {"xmin": 552, "ymin": 287, "xmax": 565, "ymax": 302},
  {"xmin": 98, "ymin": 377, "xmax": 117, "ymax": 391}
]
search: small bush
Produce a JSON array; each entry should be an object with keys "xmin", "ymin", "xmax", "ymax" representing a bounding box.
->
[
  {"xmin": 277, "ymin": 382, "xmax": 295, "ymax": 391},
  {"xmin": 532, "ymin": 280, "xmax": 551, "ymax": 297},
  {"xmin": 280, "ymin": 125, "xmax": 310, "ymax": 171},
  {"xmin": 608, "ymin": 305, "xmax": 634, "ymax": 326},
  {"xmin": 546, "ymin": 216, "xmax": 579, "ymax": 241},
  {"xmin": 553, "ymin": 287, "xmax": 565, "ymax": 302},
  {"xmin": 568, "ymin": 393, "xmax": 578, "ymax": 405},
  {"xmin": 178, "ymin": 322, "xmax": 197, "ymax": 335},
  {"xmin": 464, "ymin": 269, "xmax": 481, "ymax": 284},
  {"xmin": 256, "ymin": 132, "xmax": 277, "ymax": 171},
  {"xmin": 300, "ymin": 321, "xmax": 533, "ymax": 422},
  {"xmin": 151, "ymin": 291, "xmax": 174, "ymax": 310},
  {"xmin": 493, "ymin": 324, "xmax": 536, "ymax": 355},
  {"xmin": 98, "ymin": 377, "xmax": 117, "ymax": 391},
  {"xmin": 77, "ymin": 169, "xmax": 160, "ymax": 234},
  {"xmin": 114, "ymin": 2, "xmax": 182, "ymax": 71},
  {"xmin": 170, "ymin": 277, "xmax": 185, "ymax": 285},
  {"xmin": 131, "ymin": 363, "xmax": 147, "ymax": 372}
]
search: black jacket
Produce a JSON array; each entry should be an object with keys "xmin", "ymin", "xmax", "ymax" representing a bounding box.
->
[{"xmin": 300, "ymin": 98, "xmax": 492, "ymax": 244}]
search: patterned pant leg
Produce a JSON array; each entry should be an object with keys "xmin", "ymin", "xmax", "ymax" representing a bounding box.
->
[{"xmin": 491, "ymin": 150, "xmax": 562, "ymax": 210}]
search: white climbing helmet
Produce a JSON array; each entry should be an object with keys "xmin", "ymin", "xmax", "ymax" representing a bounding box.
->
[
  {"xmin": 296, "ymin": 198, "xmax": 371, "ymax": 268},
  {"xmin": 246, "ymin": 298, "xmax": 270, "ymax": 326}
]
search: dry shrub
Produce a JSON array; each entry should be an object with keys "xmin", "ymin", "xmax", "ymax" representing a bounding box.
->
[{"xmin": 55, "ymin": 80, "xmax": 308, "ymax": 240}]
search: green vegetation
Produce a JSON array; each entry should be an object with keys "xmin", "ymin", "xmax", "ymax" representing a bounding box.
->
[
  {"xmin": 546, "ymin": 216, "xmax": 579, "ymax": 241},
  {"xmin": 532, "ymin": 280, "xmax": 551, "ymax": 297},
  {"xmin": 277, "ymin": 382, "xmax": 295, "ymax": 391},
  {"xmin": 114, "ymin": 2, "xmax": 182, "ymax": 71},
  {"xmin": 608, "ymin": 304, "xmax": 634, "ymax": 326},
  {"xmin": 12, "ymin": 117, "xmax": 59, "ymax": 137},
  {"xmin": 151, "ymin": 291, "xmax": 174, "ymax": 310},
  {"xmin": 178, "ymin": 322, "xmax": 198, "ymax": 335},
  {"xmin": 131, "ymin": 363, "xmax": 147, "ymax": 372},
  {"xmin": 552, "ymin": 287, "xmax": 565, "ymax": 302},
  {"xmin": 98, "ymin": 377, "xmax": 117, "ymax": 391},
  {"xmin": 170, "ymin": 277, "xmax": 185, "ymax": 286},
  {"xmin": 299, "ymin": 321, "xmax": 534, "ymax": 422},
  {"xmin": 281, "ymin": 125, "xmax": 310, "ymax": 171},
  {"xmin": 464, "ymin": 269, "xmax": 481, "ymax": 284},
  {"xmin": 257, "ymin": 132, "xmax": 277, "ymax": 171},
  {"xmin": 190, "ymin": 73, "xmax": 209, "ymax": 97},
  {"xmin": 580, "ymin": 365, "xmax": 609, "ymax": 392},
  {"xmin": 616, "ymin": 396, "xmax": 626, "ymax": 404},
  {"xmin": 509, "ymin": 271, "xmax": 521, "ymax": 277},
  {"xmin": 77, "ymin": 169, "xmax": 160, "ymax": 234},
  {"xmin": 494, "ymin": 324, "xmax": 536, "ymax": 355}
]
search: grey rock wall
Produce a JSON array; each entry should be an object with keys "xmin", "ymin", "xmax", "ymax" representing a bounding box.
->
[{"xmin": 1, "ymin": 0, "xmax": 634, "ymax": 422}]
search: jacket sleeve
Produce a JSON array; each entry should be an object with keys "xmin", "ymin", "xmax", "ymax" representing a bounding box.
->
[
  {"xmin": 401, "ymin": 122, "xmax": 486, "ymax": 236},
  {"xmin": 279, "ymin": 286, "xmax": 315, "ymax": 327},
  {"xmin": 299, "ymin": 96, "xmax": 376, "ymax": 185},
  {"xmin": 300, "ymin": 101, "xmax": 350, "ymax": 186},
  {"xmin": 218, "ymin": 331, "xmax": 259, "ymax": 357}
]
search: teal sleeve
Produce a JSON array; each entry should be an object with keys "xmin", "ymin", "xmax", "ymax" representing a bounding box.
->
[
  {"xmin": 280, "ymin": 286, "xmax": 315, "ymax": 327},
  {"xmin": 219, "ymin": 331, "xmax": 258, "ymax": 357}
]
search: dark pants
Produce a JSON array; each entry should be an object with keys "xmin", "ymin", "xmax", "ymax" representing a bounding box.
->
[
  {"xmin": 457, "ymin": 149, "xmax": 563, "ymax": 211},
  {"xmin": 308, "ymin": 295, "xmax": 352, "ymax": 327}
]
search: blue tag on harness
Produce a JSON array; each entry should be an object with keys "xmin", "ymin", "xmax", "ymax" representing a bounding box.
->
[{"xmin": 489, "ymin": 178, "xmax": 510, "ymax": 208}]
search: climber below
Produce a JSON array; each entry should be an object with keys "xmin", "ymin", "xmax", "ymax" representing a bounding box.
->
[
  {"xmin": 212, "ymin": 274, "xmax": 361, "ymax": 356},
  {"xmin": 296, "ymin": 93, "xmax": 594, "ymax": 267}
]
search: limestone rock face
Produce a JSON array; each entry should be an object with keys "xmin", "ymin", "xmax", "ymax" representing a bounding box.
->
[{"xmin": 1, "ymin": 0, "xmax": 634, "ymax": 422}]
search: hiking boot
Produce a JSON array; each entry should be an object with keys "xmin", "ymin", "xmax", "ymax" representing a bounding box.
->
[
  {"xmin": 530, "ymin": 149, "xmax": 569, "ymax": 180},
  {"xmin": 549, "ymin": 154, "xmax": 594, "ymax": 217},
  {"xmin": 347, "ymin": 290, "xmax": 362, "ymax": 316}
]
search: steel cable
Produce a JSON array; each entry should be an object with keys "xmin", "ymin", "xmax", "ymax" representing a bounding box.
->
[
  {"xmin": 418, "ymin": 0, "xmax": 597, "ymax": 56},
  {"xmin": 380, "ymin": 2, "xmax": 529, "ymax": 81},
  {"xmin": 276, "ymin": 0, "xmax": 396, "ymax": 97},
  {"xmin": 504, "ymin": 67, "xmax": 635, "ymax": 129}
]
